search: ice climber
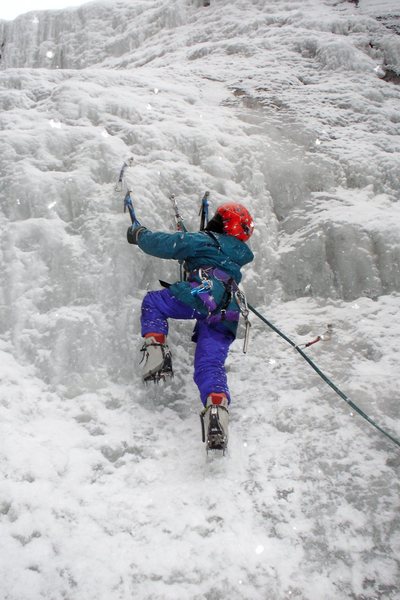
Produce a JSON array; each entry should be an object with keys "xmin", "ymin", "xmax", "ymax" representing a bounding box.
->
[{"xmin": 127, "ymin": 203, "xmax": 254, "ymax": 451}]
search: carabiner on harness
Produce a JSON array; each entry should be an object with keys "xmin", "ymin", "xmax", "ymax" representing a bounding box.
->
[
  {"xmin": 235, "ymin": 289, "xmax": 251, "ymax": 353},
  {"xmin": 190, "ymin": 268, "xmax": 213, "ymax": 297}
]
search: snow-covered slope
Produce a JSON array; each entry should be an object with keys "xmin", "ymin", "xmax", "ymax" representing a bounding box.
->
[{"xmin": 1, "ymin": 1, "xmax": 399, "ymax": 599}]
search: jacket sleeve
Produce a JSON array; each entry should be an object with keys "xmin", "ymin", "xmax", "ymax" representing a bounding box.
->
[{"xmin": 137, "ymin": 229, "xmax": 199, "ymax": 261}]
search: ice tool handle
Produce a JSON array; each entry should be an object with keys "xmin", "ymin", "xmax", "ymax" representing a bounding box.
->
[
  {"xmin": 124, "ymin": 190, "xmax": 141, "ymax": 227},
  {"xmin": 199, "ymin": 191, "xmax": 210, "ymax": 231},
  {"xmin": 170, "ymin": 193, "xmax": 187, "ymax": 233},
  {"xmin": 114, "ymin": 157, "xmax": 141, "ymax": 226},
  {"xmin": 169, "ymin": 193, "xmax": 187, "ymax": 282}
]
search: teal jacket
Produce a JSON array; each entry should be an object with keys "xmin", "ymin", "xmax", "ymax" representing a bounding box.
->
[{"xmin": 137, "ymin": 229, "xmax": 254, "ymax": 333}]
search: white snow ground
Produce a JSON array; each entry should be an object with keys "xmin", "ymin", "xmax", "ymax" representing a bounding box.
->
[{"xmin": 0, "ymin": 0, "xmax": 400, "ymax": 599}]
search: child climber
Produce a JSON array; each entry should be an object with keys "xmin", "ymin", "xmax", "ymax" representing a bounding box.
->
[{"xmin": 127, "ymin": 202, "xmax": 254, "ymax": 451}]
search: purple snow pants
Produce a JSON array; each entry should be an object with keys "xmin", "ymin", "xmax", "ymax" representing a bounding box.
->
[{"xmin": 141, "ymin": 289, "xmax": 234, "ymax": 406}]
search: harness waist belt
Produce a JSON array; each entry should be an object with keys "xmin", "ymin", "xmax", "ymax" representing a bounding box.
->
[
  {"xmin": 187, "ymin": 266, "xmax": 240, "ymax": 322},
  {"xmin": 189, "ymin": 266, "xmax": 238, "ymax": 288}
]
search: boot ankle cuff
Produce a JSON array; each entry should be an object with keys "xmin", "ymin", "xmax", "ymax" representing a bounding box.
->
[{"xmin": 144, "ymin": 332, "xmax": 166, "ymax": 344}]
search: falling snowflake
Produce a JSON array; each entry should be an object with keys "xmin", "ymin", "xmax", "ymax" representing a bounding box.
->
[{"xmin": 49, "ymin": 120, "xmax": 62, "ymax": 129}]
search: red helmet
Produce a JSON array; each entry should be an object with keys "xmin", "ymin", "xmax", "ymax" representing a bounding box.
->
[{"xmin": 216, "ymin": 203, "xmax": 254, "ymax": 241}]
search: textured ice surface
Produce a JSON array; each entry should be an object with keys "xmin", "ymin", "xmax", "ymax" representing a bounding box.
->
[{"xmin": 0, "ymin": 1, "xmax": 399, "ymax": 599}]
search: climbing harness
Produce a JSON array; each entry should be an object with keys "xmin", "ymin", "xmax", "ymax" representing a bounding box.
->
[
  {"xmin": 197, "ymin": 229, "xmax": 251, "ymax": 351},
  {"xmin": 188, "ymin": 264, "xmax": 249, "ymax": 350}
]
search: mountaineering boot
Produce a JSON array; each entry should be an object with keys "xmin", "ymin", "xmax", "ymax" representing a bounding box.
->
[
  {"xmin": 140, "ymin": 333, "xmax": 173, "ymax": 383},
  {"xmin": 200, "ymin": 393, "xmax": 229, "ymax": 452}
]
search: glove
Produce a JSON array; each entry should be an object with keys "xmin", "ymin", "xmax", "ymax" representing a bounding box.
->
[{"xmin": 127, "ymin": 225, "xmax": 147, "ymax": 245}]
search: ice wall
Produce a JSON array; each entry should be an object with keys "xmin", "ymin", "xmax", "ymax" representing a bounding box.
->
[
  {"xmin": 1, "ymin": 3, "xmax": 400, "ymax": 599},
  {"xmin": 1, "ymin": 0, "xmax": 400, "ymax": 388},
  {"xmin": 0, "ymin": 0, "xmax": 189, "ymax": 69}
]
